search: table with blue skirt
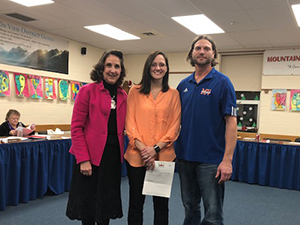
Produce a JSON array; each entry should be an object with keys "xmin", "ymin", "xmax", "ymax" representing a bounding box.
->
[
  {"xmin": 2, "ymin": 138, "xmax": 298, "ymax": 211},
  {"xmin": 0, "ymin": 137, "xmax": 129, "ymax": 211},
  {"xmin": 0, "ymin": 139, "xmax": 74, "ymax": 211},
  {"xmin": 232, "ymin": 140, "xmax": 300, "ymax": 190}
]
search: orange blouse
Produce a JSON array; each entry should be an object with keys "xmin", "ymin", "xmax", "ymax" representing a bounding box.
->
[{"xmin": 125, "ymin": 85, "xmax": 181, "ymax": 167}]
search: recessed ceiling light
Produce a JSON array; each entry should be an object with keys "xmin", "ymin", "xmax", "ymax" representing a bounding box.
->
[
  {"xmin": 84, "ymin": 24, "xmax": 140, "ymax": 41},
  {"xmin": 10, "ymin": 0, "xmax": 54, "ymax": 7},
  {"xmin": 172, "ymin": 14, "xmax": 225, "ymax": 35},
  {"xmin": 292, "ymin": 4, "xmax": 300, "ymax": 27}
]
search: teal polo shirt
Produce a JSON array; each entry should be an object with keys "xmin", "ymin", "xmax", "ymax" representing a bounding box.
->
[{"xmin": 175, "ymin": 68, "xmax": 237, "ymax": 164}]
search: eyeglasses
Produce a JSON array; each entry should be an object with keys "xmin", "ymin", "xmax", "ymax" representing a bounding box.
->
[
  {"xmin": 151, "ymin": 63, "xmax": 166, "ymax": 68},
  {"xmin": 9, "ymin": 117, "xmax": 19, "ymax": 121}
]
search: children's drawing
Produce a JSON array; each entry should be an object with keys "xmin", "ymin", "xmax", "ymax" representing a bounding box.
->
[
  {"xmin": 14, "ymin": 73, "xmax": 29, "ymax": 97},
  {"xmin": 290, "ymin": 89, "xmax": 300, "ymax": 111},
  {"xmin": 58, "ymin": 79, "xmax": 69, "ymax": 101},
  {"xmin": 29, "ymin": 75, "xmax": 43, "ymax": 99},
  {"xmin": 71, "ymin": 81, "xmax": 80, "ymax": 100},
  {"xmin": 0, "ymin": 70, "xmax": 10, "ymax": 96},
  {"xmin": 271, "ymin": 89, "xmax": 286, "ymax": 111},
  {"xmin": 44, "ymin": 77, "xmax": 57, "ymax": 99}
]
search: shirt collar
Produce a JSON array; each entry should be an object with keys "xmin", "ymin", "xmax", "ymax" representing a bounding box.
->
[
  {"xmin": 188, "ymin": 68, "xmax": 216, "ymax": 84},
  {"xmin": 7, "ymin": 121, "xmax": 15, "ymax": 130}
]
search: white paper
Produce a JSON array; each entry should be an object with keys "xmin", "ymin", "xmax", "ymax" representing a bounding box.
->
[
  {"xmin": 55, "ymin": 128, "xmax": 64, "ymax": 134},
  {"xmin": 61, "ymin": 136, "xmax": 71, "ymax": 139},
  {"xmin": 0, "ymin": 136, "xmax": 28, "ymax": 143},
  {"xmin": 288, "ymin": 142, "xmax": 300, "ymax": 145},
  {"xmin": 47, "ymin": 129, "xmax": 55, "ymax": 134},
  {"xmin": 26, "ymin": 123, "xmax": 36, "ymax": 130},
  {"xmin": 142, "ymin": 161, "xmax": 175, "ymax": 198},
  {"xmin": 47, "ymin": 128, "xmax": 64, "ymax": 134}
]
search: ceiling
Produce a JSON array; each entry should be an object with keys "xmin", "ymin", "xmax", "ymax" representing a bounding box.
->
[{"xmin": 1, "ymin": 0, "xmax": 300, "ymax": 54}]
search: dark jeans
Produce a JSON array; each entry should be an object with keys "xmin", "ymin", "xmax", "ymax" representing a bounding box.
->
[
  {"xmin": 126, "ymin": 161, "xmax": 169, "ymax": 225},
  {"xmin": 177, "ymin": 159, "xmax": 224, "ymax": 225}
]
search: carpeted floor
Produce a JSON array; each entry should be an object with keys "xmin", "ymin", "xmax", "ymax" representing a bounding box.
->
[{"xmin": 1, "ymin": 173, "xmax": 300, "ymax": 225}]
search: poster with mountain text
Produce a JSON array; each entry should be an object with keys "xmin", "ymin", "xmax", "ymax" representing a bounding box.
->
[{"xmin": 0, "ymin": 19, "xmax": 69, "ymax": 74}]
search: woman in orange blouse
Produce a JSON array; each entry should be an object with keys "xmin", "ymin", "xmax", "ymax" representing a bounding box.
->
[{"xmin": 125, "ymin": 51, "xmax": 181, "ymax": 225}]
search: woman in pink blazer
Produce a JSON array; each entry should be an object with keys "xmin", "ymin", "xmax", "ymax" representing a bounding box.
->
[{"xmin": 66, "ymin": 50, "xmax": 127, "ymax": 225}]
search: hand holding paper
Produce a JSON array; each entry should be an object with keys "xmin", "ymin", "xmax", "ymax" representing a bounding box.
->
[{"xmin": 16, "ymin": 127, "xmax": 34, "ymax": 136}]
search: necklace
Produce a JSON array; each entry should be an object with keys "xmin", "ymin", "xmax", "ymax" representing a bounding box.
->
[
  {"xmin": 111, "ymin": 95, "xmax": 116, "ymax": 109},
  {"xmin": 151, "ymin": 89, "xmax": 161, "ymax": 100}
]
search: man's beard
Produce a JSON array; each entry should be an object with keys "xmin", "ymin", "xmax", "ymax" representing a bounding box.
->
[{"xmin": 192, "ymin": 56, "xmax": 212, "ymax": 67}]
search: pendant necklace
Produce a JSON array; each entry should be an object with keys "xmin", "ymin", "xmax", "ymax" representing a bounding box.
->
[{"xmin": 111, "ymin": 95, "xmax": 116, "ymax": 109}]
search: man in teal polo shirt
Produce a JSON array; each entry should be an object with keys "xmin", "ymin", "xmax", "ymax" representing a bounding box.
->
[{"xmin": 176, "ymin": 35, "xmax": 237, "ymax": 225}]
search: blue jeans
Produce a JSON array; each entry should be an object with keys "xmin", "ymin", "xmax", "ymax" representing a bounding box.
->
[{"xmin": 177, "ymin": 159, "xmax": 224, "ymax": 225}]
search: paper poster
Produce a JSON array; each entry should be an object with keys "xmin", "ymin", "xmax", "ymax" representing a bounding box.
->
[
  {"xmin": 71, "ymin": 81, "xmax": 80, "ymax": 100},
  {"xmin": 58, "ymin": 79, "xmax": 69, "ymax": 101},
  {"xmin": 29, "ymin": 75, "xmax": 43, "ymax": 99},
  {"xmin": 81, "ymin": 82, "xmax": 88, "ymax": 87},
  {"xmin": 271, "ymin": 89, "xmax": 286, "ymax": 111},
  {"xmin": 44, "ymin": 77, "xmax": 57, "ymax": 99},
  {"xmin": 290, "ymin": 89, "xmax": 300, "ymax": 111},
  {"xmin": 0, "ymin": 18, "xmax": 69, "ymax": 74},
  {"xmin": 0, "ymin": 70, "xmax": 10, "ymax": 96},
  {"xmin": 142, "ymin": 161, "xmax": 175, "ymax": 198},
  {"xmin": 14, "ymin": 73, "xmax": 29, "ymax": 97},
  {"xmin": 263, "ymin": 49, "xmax": 300, "ymax": 75}
]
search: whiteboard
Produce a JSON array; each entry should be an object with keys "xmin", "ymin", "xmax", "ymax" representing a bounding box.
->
[{"xmin": 169, "ymin": 72, "xmax": 192, "ymax": 88}]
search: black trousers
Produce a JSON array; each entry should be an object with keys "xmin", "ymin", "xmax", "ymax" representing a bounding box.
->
[
  {"xmin": 82, "ymin": 219, "xmax": 109, "ymax": 225},
  {"xmin": 126, "ymin": 161, "xmax": 169, "ymax": 225}
]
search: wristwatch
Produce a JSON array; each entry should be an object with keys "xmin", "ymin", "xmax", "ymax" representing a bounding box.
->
[{"xmin": 153, "ymin": 145, "xmax": 161, "ymax": 154}]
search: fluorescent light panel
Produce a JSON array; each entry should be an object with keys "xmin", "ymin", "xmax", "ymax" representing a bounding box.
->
[
  {"xmin": 84, "ymin": 24, "xmax": 140, "ymax": 41},
  {"xmin": 10, "ymin": 0, "xmax": 54, "ymax": 7},
  {"xmin": 172, "ymin": 14, "xmax": 224, "ymax": 35},
  {"xmin": 292, "ymin": 4, "xmax": 300, "ymax": 27}
]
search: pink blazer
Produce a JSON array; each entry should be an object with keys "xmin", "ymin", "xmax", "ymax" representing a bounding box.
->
[{"xmin": 69, "ymin": 81, "xmax": 127, "ymax": 166}]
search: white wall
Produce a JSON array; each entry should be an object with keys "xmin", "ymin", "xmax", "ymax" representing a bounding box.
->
[
  {"xmin": 124, "ymin": 52, "xmax": 205, "ymax": 87},
  {"xmin": 0, "ymin": 40, "xmax": 104, "ymax": 125},
  {"xmin": 124, "ymin": 52, "xmax": 300, "ymax": 136},
  {"xmin": 259, "ymin": 75, "xmax": 300, "ymax": 135}
]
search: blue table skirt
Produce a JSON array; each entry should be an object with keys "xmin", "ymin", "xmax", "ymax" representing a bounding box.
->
[
  {"xmin": 0, "ymin": 139, "xmax": 74, "ymax": 211},
  {"xmin": 3, "ymin": 138, "xmax": 298, "ymax": 210},
  {"xmin": 232, "ymin": 141, "xmax": 300, "ymax": 190},
  {"xmin": 0, "ymin": 137, "xmax": 129, "ymax": 211}
]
